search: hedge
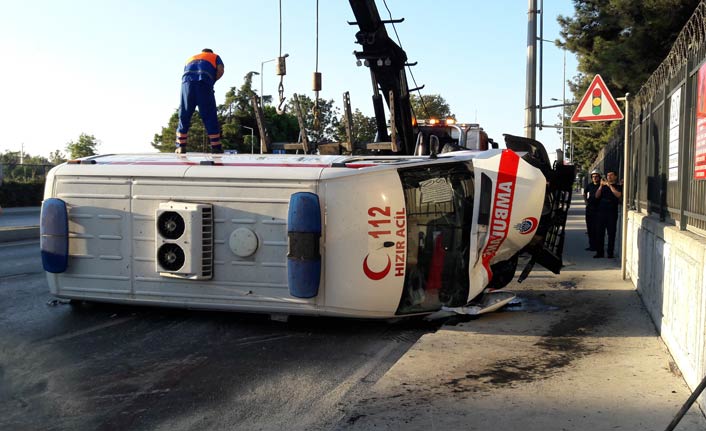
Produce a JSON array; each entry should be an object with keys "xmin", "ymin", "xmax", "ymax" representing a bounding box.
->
[{"xmin": 0, "ymin": 180, "xmax": 45, "ymax": 207}]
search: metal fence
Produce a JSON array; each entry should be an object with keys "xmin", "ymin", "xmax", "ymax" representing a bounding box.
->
[
  {"xmin": 593, "ymin": 1, "xmax": 706, "ymax": 235},
  {"xmin": 590, "ymin": 134, "xmax": 623, "ymax": 180}
]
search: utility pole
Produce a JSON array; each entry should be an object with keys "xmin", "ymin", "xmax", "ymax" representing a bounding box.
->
[
  {"xmin": 525, "ymin": 0, "xmax": 538, "ymax": 140},
  {"xmin": 20, "ymin": 143, "xmax": 24, "ymax": 164},
  {"xmin": 562, "ymin": 49, "xmax": 566, "ymax": 155}
]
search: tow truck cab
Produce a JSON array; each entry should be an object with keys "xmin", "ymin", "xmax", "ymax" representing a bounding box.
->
[{"xmin": 413, "ymin": 119, "xmax": 495, "ymax": 154}]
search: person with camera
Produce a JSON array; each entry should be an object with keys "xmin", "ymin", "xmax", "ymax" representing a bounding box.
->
[{"xmin": 593, "ymin": 170, "xmax": 622, "ymax": 258}]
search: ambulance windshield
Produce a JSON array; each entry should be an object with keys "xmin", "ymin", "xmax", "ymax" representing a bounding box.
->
[{"xmin": 396, "ymin": 161, "xmax": 474, "ymax": 314}]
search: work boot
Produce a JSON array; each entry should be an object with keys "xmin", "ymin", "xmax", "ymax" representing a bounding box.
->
[
  {"xmin": 211, "ymin": 145, "xmax": 224, "ymax": 154},
  {"xmin": 175, "ymin": 145, "xmax": 187, "ymax": 154}
]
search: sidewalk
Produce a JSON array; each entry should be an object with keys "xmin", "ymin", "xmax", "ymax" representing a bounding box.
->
[
  {"xmin": 0, "ymin": 206, "xmax": 40, "ymax": 242},
  {"xmin": 338, "ymin": 196, "xmax": 706, "ymax": 430}
]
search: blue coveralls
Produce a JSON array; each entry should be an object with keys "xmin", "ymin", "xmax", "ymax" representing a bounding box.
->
[{"xmin": 176, "ymin": 52, "xmax": 224, "ymax": 152}]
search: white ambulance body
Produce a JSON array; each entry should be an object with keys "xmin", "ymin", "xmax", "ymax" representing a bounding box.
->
[{"xmin": 40, "ymin": 150, "xmax": 545, "ymax": 318}]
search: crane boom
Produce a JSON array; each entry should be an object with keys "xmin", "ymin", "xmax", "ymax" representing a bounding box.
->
[{"xmin": 348, "ymin": 0, "xmax": 416, "ymax": 154}]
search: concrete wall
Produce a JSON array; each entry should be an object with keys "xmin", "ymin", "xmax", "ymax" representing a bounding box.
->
[{"xmin": 626, "ymin": 211, "xmax": 706, "ymax": 407}]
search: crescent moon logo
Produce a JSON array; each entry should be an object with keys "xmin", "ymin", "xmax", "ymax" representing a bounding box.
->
[{"xmin": 363, "ymin": 254, "xmax": 391, "ymax": 280}]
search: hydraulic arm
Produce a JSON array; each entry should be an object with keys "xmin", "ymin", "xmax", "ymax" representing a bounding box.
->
[{"xmin": 348, "ymin": 0, "xmax": 416, "ymax": 154}]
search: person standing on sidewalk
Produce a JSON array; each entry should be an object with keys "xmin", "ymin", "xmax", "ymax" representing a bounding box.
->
[
  {"xmin": 584, "ymin": 170, "xmax": 602, "ymax": 252},
  {"xmin": 176, "ymin": 49, "xmax": 225, "ymax": 154},
  {"xmin": 594, "ymin": 170, "xmax": 622, "ymax": 258}
]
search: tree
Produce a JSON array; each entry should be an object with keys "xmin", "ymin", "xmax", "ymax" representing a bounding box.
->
[
  {"xmin": 558, "ymin": 0, "xmax": 700, "ymax": 169},
  {"xmin": 152, "ymin": 110, "xmax": 213, "ymax": 153},
  {"xmin": 410, "ymin": 94, "xmax": 454, "ymax": 120},
  {"xmin": 220, "ymin": 71, "xmax": 259, "ymax": 118},
  {"xmin": 263, "ymin": 105, "xmax": 299, "ymax": 143},
  {"xmin": 153, "ymin": 72, "xmax": 263, "ymax": 154},
  {"xmin": 49, "ymin": 150, "xmax": 67, "ymax": 165},
  {"xmin": 0, "ymin": 150, "xmax": 51, "ymax": 183},
  {"xmin": 66, "ymin": 133, "xmax": 99, "ymax": 159},
  {"xmin": 559, "ymin": 0, "xmax": 699, "ymax": 96},
  {"xmin": 286, "ymin": 94, "xmax": 339, "ymax": 143},
  {"xmin": 334, "ymin": 108, "xmax": 377, "ymax": 144}
]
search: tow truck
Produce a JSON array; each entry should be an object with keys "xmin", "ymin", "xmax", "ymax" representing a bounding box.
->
[{"xmin": 39, "ymin": 0, "xmax": 574, "ymax": 318}]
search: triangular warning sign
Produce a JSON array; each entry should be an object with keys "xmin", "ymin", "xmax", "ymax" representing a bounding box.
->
[{"xmin": 570, "ymin": 74, "xmax": 624, "ymax": 123}]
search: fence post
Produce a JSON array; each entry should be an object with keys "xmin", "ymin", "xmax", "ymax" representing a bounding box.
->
[
  {"xmin": 679, "ymin": 60, "xmax": 694, "ymax": 230},
  {"xmin": 620, "ymin": 95, "xmax": 630, "ymax": 280}
]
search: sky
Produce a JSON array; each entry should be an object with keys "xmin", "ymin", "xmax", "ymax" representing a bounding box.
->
[{"xmin": 0, "ymin": 0, "xmax": 579, "ymax": 160}]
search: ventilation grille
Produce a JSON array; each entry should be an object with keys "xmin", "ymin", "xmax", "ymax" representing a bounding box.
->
[{"xmin": 201, "ymin": 206, "xmax": 214, "ymax": 278}]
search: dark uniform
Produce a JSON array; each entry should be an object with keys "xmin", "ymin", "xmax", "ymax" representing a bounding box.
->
[
  {"xmin": 595, "ymin": 181, "xmax": 622, "ymax": 258},
  {"xmin": 584, "ymin": 180, "xmax": 601, "ymax": 251}
]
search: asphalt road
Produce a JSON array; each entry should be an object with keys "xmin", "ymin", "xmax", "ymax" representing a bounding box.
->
[
  {"xmin": 0, "ymin": 207, "xmax": 40, "ymax": 228},
  {"xmin": 0, "ymin": 241, "xmax": 439, "ymax": 431}
]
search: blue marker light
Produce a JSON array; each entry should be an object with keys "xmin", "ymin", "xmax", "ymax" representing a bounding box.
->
[
  {"xmin": 41, "ymin": 198, "xmax": 69, "ymax": 273},
  {"xmin": 287, "ymin": 192, "xmax": 322, "ymax": 298}
]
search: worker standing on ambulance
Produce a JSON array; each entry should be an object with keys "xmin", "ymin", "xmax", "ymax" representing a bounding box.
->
[{"xmin": 176, "ymin": 49, "xmax": 225, "ymax": 154}]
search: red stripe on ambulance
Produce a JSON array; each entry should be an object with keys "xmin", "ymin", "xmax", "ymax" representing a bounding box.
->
[{"xmin": 480, "ymin": 150, "xmax": 520, "ymax": 281}]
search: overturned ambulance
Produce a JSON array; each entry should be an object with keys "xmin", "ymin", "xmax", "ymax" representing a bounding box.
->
[{"xmin": 40, "ymin": 136, "xmax": 574, "ymax": 318}]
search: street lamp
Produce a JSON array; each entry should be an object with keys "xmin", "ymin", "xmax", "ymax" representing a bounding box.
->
[
  {"xmin": 242, "ymin": 126, "xmax": 255, "ymax": 154},
  {"xmin": 260, "ymin": 53, "xmax": 289, "ymax": 103}
]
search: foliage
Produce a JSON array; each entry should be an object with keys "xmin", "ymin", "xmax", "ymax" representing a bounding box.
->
[
  {"xmin": 154, "ymin": 73, "xmax": 454, "ymax": 153},
  {"xmin": 410, "ymin": 94, "xmax": 454, "ymax": 120},
  {"xmin": 220, "ymin": 72, "xmax": 259, "ymax": 119},
  {"xmin": 151, "ymin": 110, "xmax": 213, "ymax": 153},
  {"xmin": 0, "ymin": 180, "xmax": 44, "ymax": 207},
  {"xmin": 286, "ymin": 94, "xmax": 340, "ymax": 143},
  {"xmin": 333, "ymin": 108, "xmax": 377, "ymax": 144},
  {"xmin": 263, "ymin": 105, "xmax": 299, "ymax": 143},
  {"xmin": 558, "ymin": 0, "xmax": 700, "ymax": 169},
  {"xmin": 0, "ymin": 150, "xmax": 49, "ymax": 165},
  {"xmin": 66, "ymin": 133, "xmax": 99, "ymax": 159},
  {"xmin": 154, "ymin": 73, "xmax": 304, "ymax": 153},
  {"xmin": 0, "ymin": 150, "xmax": 52, "ymax": 206},
  {"xmin": 0, "ymin": 150, "xmax": 53, "ymax": 189},
  {"xmin": 49, "ymin": 150, "xmax": 67, "ymax": 165}
]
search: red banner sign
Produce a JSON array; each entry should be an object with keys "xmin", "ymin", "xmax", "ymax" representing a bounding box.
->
[{"xmin": 695, "ymin": 63, "xmax": 706, "ymax": 180}]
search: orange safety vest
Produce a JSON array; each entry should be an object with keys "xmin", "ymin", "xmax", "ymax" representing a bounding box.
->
[{"xmin": 185, "ymin": 52, "xmax": 218, "ymax": 69}]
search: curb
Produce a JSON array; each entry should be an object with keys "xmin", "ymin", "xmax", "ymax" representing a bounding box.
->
[
  {"xmin": 1, "ymin": 207, "xmax": 41, "ymax": 215},
  {"xmin": 0, "ymin": 227, "xmax": 40, "ymax": 243}
]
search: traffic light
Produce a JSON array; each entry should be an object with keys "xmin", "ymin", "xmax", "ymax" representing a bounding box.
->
[{"xmin": 592, "ymin": 88, "xmax": 602, "ymax": 115}]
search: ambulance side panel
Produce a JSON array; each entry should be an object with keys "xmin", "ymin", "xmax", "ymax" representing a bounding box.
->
[
  {"xmin": 130, "ymin": 176, "xmax": 319, "ymax": 312},
  {"xmin": 46, "ymin": 165, "xmax": 324, "ymax": 314}
]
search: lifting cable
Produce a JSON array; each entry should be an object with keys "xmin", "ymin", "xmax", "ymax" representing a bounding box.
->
[
  {"xmin": 276, "ymin": 0, "xmax": 288, "ymax": 114},
  {"xmin": 382, "ymin": 0, "xmax": 430, "ymax": 120},
  {"xmin": 312, "ymin": 0, "xmax": 322, "ymax": 130}
]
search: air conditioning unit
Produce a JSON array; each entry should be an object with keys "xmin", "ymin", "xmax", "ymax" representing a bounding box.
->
[{"xmin": 155, "ymin": 201, "xmax": 213, "ymax": 280}]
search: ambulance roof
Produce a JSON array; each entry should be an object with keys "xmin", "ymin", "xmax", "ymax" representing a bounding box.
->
[{"xmin": 52, "ymin": 151, "xmax": 498, "ymax": 180}]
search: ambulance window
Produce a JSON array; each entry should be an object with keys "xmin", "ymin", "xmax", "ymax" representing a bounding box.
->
[{"xmin": 396, "ymin": 161, "xmax": 474, "ymax": 314}]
